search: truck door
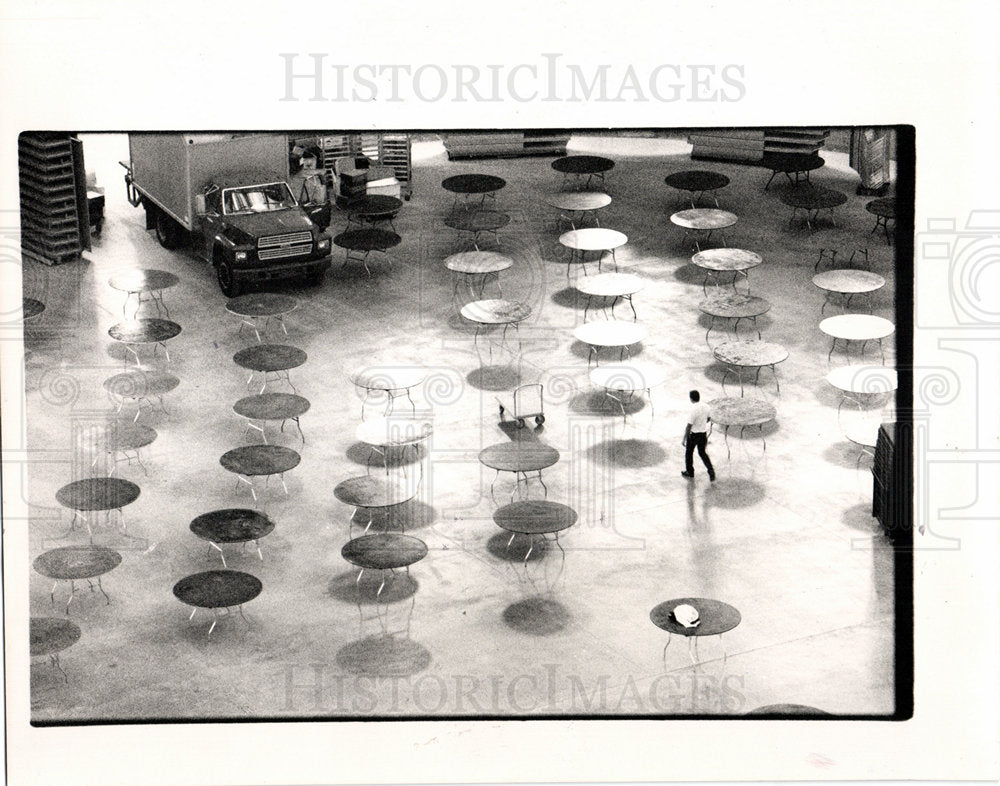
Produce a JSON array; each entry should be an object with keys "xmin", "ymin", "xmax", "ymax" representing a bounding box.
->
[{"xmin": 200, "ymin": 186, "xmax": 223, "ymax": 263}]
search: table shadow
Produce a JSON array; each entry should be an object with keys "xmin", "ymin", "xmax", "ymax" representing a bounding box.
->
[
  {"xmin": 344, "ymin": 441, "xmax": 427, "ymax": 470},
  {"xmin": 703, "ymin": 477, "xmax": 767, "ymax": 508},
  {"xmin": 549, "ymin": 287, "xmax": 584, "ymax": 311},
  {"xmin": 348, "ymin": 498, "xmax": 438, "ymax": 534},
  {"xmin": 584, "ymin": 438, "xmax": 666, "ymax": 468},
  {"xmin": 466, "ymin": 364, "xmax": 521, "ymax": 391},
  {"xmin": 327, "ymin": 570, "xmax": 419, "ymax": 605},
  {"xmin": 568, "ymin": 390, "xmax": 647, "ymax": 418},
  {"xmin": 502, "ymin": 596, "xmax": 571, "ymax": 636},
  {"xmin": 335, "ymin": 635, "xmax": 432, "ymax": 677},
  {"xmin": 568, "ymin": 339, "xmax": 645, "ymax": 363},
  {"xmin": 485, "ymin": 530, "xmax": 549, "ymax": 563}
]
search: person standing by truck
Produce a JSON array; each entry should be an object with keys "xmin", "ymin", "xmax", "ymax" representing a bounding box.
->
[{"xmin": 288, "ymin": 147, "xmax": 331, "ymax": 230}]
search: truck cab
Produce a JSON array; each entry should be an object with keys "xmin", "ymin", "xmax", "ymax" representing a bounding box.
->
[{"xmin": 196, "ymin": 173, "xmax": 331, "ymax": 296}]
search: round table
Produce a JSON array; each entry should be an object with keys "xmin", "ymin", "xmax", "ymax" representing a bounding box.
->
[
  {"xmin": 333, "ymin": 229, "xmax": 402, "ymax": 275},
  {"xmin": 33, "ymin": 545, "xmax": 122, "ymax": 614},
  {"xmin": 479, "ymin": 441, "xmax": 561, "ymax": 500},
  {"xmin": 189, "ymin": 509, "xmax": 276, "ymax": 567},
  {"xmin": 543, "ymin": 191, "xmax": 612, "ymax": 228},
  {"xmin": 334, "ymin": 475, "xmax": 419, "ymax": 532},
  {"xmin": 355, "ymin": 416, "xmax": 433, "ymax": 475},
  {"xmin": 94, "ymin": 421, "xmax": 157, "ymax": 476},
  {"xmin": 746, "ymin": 703, "xmax": 832, "ymax": 716},
  {"xmin": 575, "ymin": 272, "xmax": 644, "ymax": 321},
  {"xmin": 699, "ymin": 294, "xmax": 771, "ymax": 344},
  {"xmin": 442, "ymin": 174, "xmax": 507, "ymax": 212},
  {"xmin": 826, "ymin": 365, "xmax": 898, "ymax": 416},
  {"xmin": 348, "ymin": 195, "xmax": 404, "ymax": 231},
  {"xmin": 30, "ymin": 617, "xmax": 82, "ymax": 682},
  {"xmin": 233, "ymin": 393, "xmax": 310, "ymax": 444},
  {"xmin": 812, "ymin": 269, "xmax": 886, "ymax": 313},
  {"xmin": 819, "ymin": 315, "xmax": 894, "ymax": 364},
  {"xmin": 558, "ymin": 228, "xmax": 628, "ymax": 278},
  {"xmin": 23, "ymin": 297, "xmax": 46, "ymax": 320},
  {"xmin": 573, "ymin": 320, "xmax": 648, "ymax": 365},
  {"xmin": 108, "ymin": 318, "xmax": 181, "ymax": 366},
  {"xmin": 341, "ymin": 533, "xmax": 428, "ymax": 598},
  {"xmin": 708, "ymin": 396, "xmax": 777, "ymax": 460},
  {"xmin": 762, "ymin": 152, "xmax": 825, "ymax": 190},
  {"xmin": 589, "ymin": 362, "xmax": 666, "ymax": 422},
  {"xmin": 351, "ymin": 366, "xmax": 428, "ymax": 418},
  {"xmin": 445, "ymin": 251, "xmax": 513, "ymax": 300},
  {"xmin": 713, "ymin": 340, "xmax": 789, "ymax": 395},
  {"xmin": 664, "ymin": 170, "xmax": 730, "ymax": 208},
  {"xmin": 172, "ymin": 570, "xmax": 263, "ymax": 635},
  {"xmin": 108, "ymin": 269, "xmax": 180, "ymax": 319},
  {"xmin": 551, "ymin": 155, "xmax": 615, "ymax": 189},
  {"xmin": 649, "ymin": 597, "xmax": 742, "ymax": 667},
  {"xmin": 460, "ymin": 299, "xmax": 532, "ymax": 355},
  {"xmin": 225, "ymin": 293, "xmax": 299, "ymax": 343},
  {"xmin": 493, "ymin": 500, "xmax": 577, "ymax": 564},
  {"xmin": 103, "ymin": 370, "xmax": 180, "ymax": 421},
  {"xmin": 55, "ymin": 477, "xmax": 140, "ymax": 541},
  {"xmin": 691, "ymin": 248, "xmax": 763, "ymax": 295},
  {"xmin": 233, "ymin": 344, "xmax": 307, "ymax": 394},
  {"xmin": 443, "ymin": 209, "xmax": 510, "ymax": 250},
  {"xmin": 844, "ymin": 419, "xmax": 880, "ymax": 469},
  {"xmin": 866, "ymin": 197, "xmax": 896, "ymax": 244},
  {"xmin": 779, "ymin": 184, "xmax": 848, "ymax": 231},
  {"xmin": 219, "ymin": 444, "xmax": 301, "ymax": 501},
  {"xmin": 670, "ymin": 209, "xmax": 738, "ymax": 251}
]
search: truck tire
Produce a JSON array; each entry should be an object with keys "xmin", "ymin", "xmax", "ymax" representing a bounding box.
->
[
  {"xmin": 154, "ymin": 210, "xmax": 181, "ymax": 249},
  {"xmin": 217, "ymin": 260, "xmax": 243, "ymax": 297}
]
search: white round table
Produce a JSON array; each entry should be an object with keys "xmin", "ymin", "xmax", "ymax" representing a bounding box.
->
[
  {"xmin": 575, "ymin": 272, "xmax": 645, "ymax": 321},
  {"xmin": 573, "ymin": 321, "xmax": 648, "ymax": 365},
  {"xmin": 558, "ymin": 228, "xmax": 628, "ymax": 280},
  {"xmin": 589, "ymin": 362, "xmax": 666, "ymax": 422},
  {"xmin": 812, "ymin": 269, "xmax": 886, "ymax": 313},
  {"xmin": 819, "ymin": 315, "xmax": 895, "ymax": 364},
  {"xmin": 691, "ymin": 248, "xmax": 763, "ymax": 295},
  {"xmin": 670, "ymin": 209, "xmax": 738, "ymax": 251}
]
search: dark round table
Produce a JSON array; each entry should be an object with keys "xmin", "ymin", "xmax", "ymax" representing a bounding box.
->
[
  {"xmin": 762, "ymin": 152, "xmax": 825, "ymax": 190},
  {"xmin": 341, "ymin": 533, "xmax": 428, "ymax": 598},
  {"xmin": 225, "ymin": 293, "xmax": 299, "ymax": 342},
  {"xmin": 348, "ymin": 195, "xmax": 404, "ymax": 231},
  {"xmin": 479, "ymin": 441, "xmax": 560, "ymax": 500},
  {"xmin": 334, "ymin": 475, "xmax": 418, "ymax": 532},
  {"xmin": 190, "ymin": 508, "xmax": 276, "ymax": 567},
  {"xmin": 103, "ymin": 370, "xmax": 180, "ymax": 421},
  {"xmin": 220, "ymin": 444, "xmax": 301, "ymax": 501},
  {"xmin": 442, "ymin": 174, "xmax": 507, "ymax": 213},
  {"xmin": 30, "ymin": 617, "xmax": 82, "ymax": 681},
  {"xmin": 23, "ymin": 297, "xmax": 45, "ymax": 320},
  {"xmin": 233, "ymin": 392, "xmax": 310, "ymax": 444},
  {"xmin": 172, "ymin": 570, "xmax": 263, "ymax": 635},
  {"xmin": 33, "ymin": 545, "xmax": 123, "ymax": 614},
  {"xmin": 650, "ymin": 597, "xmax": 742, "ymax": 667},
  {"xmin": 664, "ymin": 170, "xmax": 730, "ymax": 208},
  {"xmin": 866, "ymin": 197, "xmax": 896, "ymax": 245},
  {"xmin": 708, "ymin": 396, "xmax": 777, "ymax": 460},
  {"xmin": 746, "ymin": 703, "xmax": 832, "ymax": 716},
  {"xmin": 699, "ymin": 293, "xmax": 771, "ymax": 343},
  {"xmin": 779, "ymin": 184, "xmax": 847, "ymax": 231},
  {"xmin": 552, "ymin": 155, "xmax": 615, "ymax": 189},
  {"xmin": 108, "ymin": 268, "xmax": 180, "ymax": 319},
  {"xmin": 233, "ymin": 344, "xmax": 307, "ymax": 394},
  {"xmin": 55, "ymin": 477, "xmax": 140, "ymax": 541},
  {"xmin": 108, "ymin": 318, "xmax": 181, "ymax": 366},
  {"xmin": 493, "ymin": 500, "xmax": 577, "ymax": 563},
  {"xmin": 333, "ymin": 228, "xmax": 402, "ymax": 275},
  {"xmin": 443, "ymin": 209, "xmax": 510, "ymax": 250}
]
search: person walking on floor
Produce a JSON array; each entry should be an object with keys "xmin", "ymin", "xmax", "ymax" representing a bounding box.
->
[{"xmin": 681, "ymin": 389, "xmax": 715, "ymax": 481}]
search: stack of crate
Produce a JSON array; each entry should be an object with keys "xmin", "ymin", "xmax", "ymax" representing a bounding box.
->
[
  {"xmin": 688, "ymin": 129, "xmax": 766, "ymax": 162},
  {"xmin": 19, "ymin": 132, "xmax": 88, "ymax": 265},
  {"xmin": 315, "ymin": 133, "xmax": 413, "ymax": 200}
]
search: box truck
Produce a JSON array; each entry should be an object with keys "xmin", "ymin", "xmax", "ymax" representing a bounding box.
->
[{"xmin": 122, "ymin": 133, "xmax": 332, "ymax": 296}]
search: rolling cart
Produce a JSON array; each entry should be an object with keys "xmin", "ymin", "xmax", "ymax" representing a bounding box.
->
[{"xmin": 498, "ymin": 384, "xmax": 545, "ymax": 428}]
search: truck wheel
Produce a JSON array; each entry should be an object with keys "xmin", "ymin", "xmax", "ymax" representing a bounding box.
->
[
  {"xmin": 217, "ymin": 261, "xmax": 243, "ymax": 297},
  {"xmin": 154, "ymin": 211, "xmax": 180, "ymax": 249}
]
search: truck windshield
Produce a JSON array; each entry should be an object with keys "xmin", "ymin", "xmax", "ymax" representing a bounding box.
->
[{"xmin": 223, "ymin": 183, "xmax": 296, "ymax": 215}]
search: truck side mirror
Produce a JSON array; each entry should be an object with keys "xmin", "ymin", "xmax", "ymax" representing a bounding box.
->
[{"xmin": 194, "ymin": 194, "xmax": 207, "ymax": 215}]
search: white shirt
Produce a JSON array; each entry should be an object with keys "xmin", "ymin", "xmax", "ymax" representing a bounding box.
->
[{"xmin": 688, "ymin": 402, "xmax": 711, "ymax": 433}]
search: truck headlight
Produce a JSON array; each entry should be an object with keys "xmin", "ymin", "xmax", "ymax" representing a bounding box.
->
[
  {"xmin": 317, "ymin": 238, "xmax": 330, "ymax": 251},
  {"xmin": 235, "ymin": 251, "xmax": 248, "ymax": 262}
]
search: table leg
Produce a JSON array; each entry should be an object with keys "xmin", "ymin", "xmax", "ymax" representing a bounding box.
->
[
  {"xmin": 51, "ymin": 653, "xmax": 69, "ymax": 682},
  {"xmin": 724, "ymin": 426, "xmax": 731, "ymax": 462},
  {"xmin": 662, "ymin": 633, "xmax": 672, "ymax": 671}
]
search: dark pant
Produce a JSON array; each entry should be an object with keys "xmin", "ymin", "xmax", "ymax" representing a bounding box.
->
[{"xmin": 685, "ymin": 431, "xmax": 714, "ymax": 477}]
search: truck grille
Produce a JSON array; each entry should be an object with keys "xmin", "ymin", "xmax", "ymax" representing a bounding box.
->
[{"xmin": 257, "ymin": 231, "xmax": 313, "ymax": 260}]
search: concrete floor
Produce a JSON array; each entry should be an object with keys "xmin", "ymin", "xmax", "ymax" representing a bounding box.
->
[{"xmin": 21, "ymin": 131, "xmax": 898, "ymax": 720}]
